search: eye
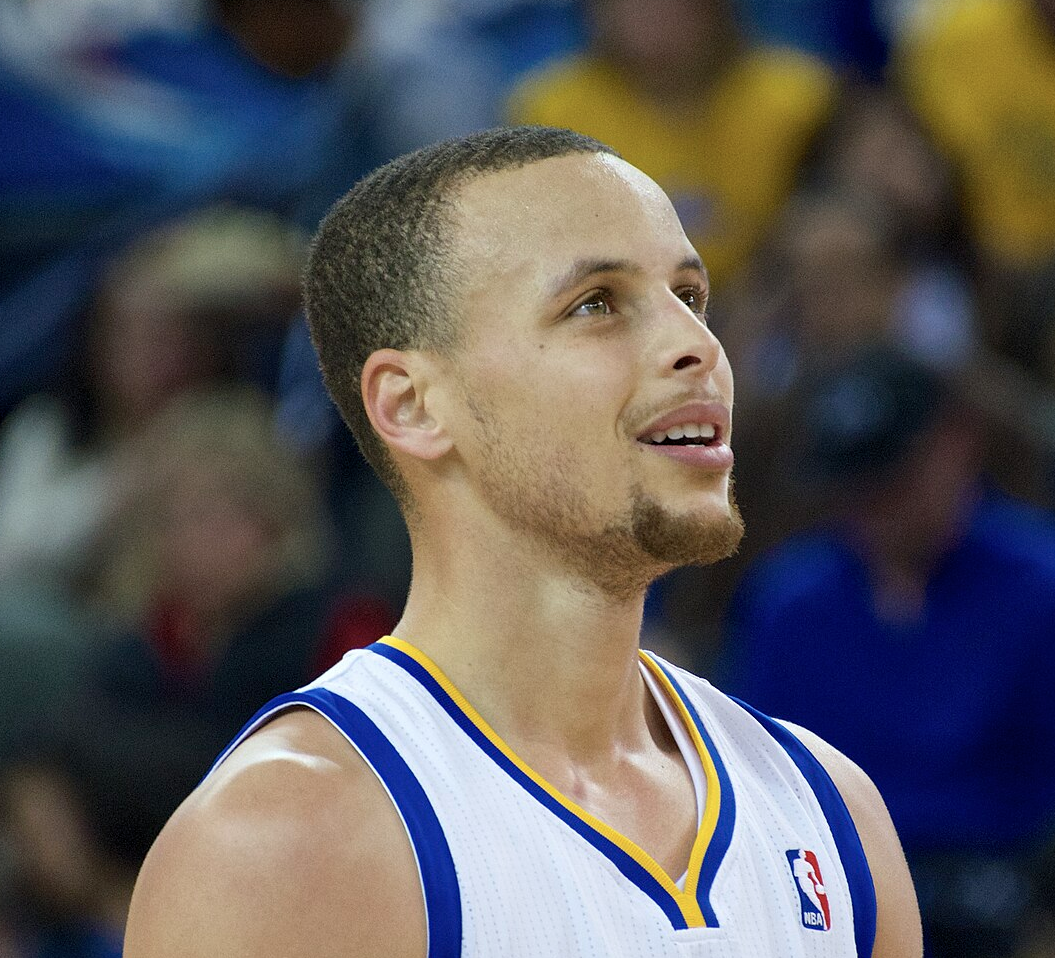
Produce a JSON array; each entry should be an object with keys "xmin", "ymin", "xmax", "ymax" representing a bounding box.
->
[
  {"xmin": 569, "ymin": 290, "xmax": 613, "ymax": 318},
  {"xmin": 676, "ymin": 286, "xmax": 707, "ymax": 315}
]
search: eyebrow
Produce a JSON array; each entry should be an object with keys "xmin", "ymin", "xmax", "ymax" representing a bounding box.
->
[{"xmin": 547, "ymin": 254, "xmax": 708, "ymax": 302}]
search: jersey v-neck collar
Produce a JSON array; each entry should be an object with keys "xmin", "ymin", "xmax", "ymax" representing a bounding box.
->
[
  {"xmin": 640, "ymin": 657, "xmax": 706, "ymax": 888},
  {"xmin": 368, "ymin": 636, "xmax": 736, "ymax": 930}
]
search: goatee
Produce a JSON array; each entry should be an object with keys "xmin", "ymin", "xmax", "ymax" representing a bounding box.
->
[{"xmin": 631, "ymin": 480, "xmax": 744, "ymax": 567}]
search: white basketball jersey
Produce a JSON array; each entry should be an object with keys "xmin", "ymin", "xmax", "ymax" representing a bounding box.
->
[{"xmin": 211, "ymin": 637, "xmax": 876, "ymax": 957}]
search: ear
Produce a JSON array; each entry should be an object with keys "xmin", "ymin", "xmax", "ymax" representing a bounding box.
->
[{"xmin": 361, "ymin": 348, "xmax": 453, "ymax": 463}]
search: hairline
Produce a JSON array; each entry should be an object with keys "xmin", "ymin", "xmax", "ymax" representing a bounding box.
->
[{"xmin": 304, "ymin": 128, "xmax": 621, "ymax": 507}]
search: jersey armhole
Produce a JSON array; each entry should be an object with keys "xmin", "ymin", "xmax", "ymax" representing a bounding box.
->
[
  {"xmin": 728, "ymin": 696, "xmax": 878, "ymax": 958},
  {"xmin": 207, "ymin": 689, "xmax": 463, "ymax": 958}
]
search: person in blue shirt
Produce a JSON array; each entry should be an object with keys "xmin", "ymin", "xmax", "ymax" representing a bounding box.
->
[{"xmin": 726, "ymin": 344, "xmax": 1055, "ymax": 957}]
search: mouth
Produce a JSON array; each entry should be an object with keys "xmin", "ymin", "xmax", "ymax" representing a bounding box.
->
[
  {"xmin": 633, "ymin": 402, "xmax": 734, "ymax": 471},
  {"xmin": 638, "ymin": 422, "xmax": 723, "ymax": 448}
]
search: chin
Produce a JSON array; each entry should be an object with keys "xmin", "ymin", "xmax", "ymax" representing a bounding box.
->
[{"xmin": 631, "ymin": 487, "xmax": 745, "ymax": 568}]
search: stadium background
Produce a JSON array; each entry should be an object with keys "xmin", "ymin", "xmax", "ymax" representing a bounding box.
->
[{"xmin": 2, "ymin": 1, "xmax": 1055, "ymax": 955}]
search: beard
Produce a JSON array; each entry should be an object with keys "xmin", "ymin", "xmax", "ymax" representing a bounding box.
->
[
  {"xmin": 466, "ymin": 394, "xmax": 744, "ymax": 600},
  {"xmin": 627, "ymin": 481, "xmax": 744, "ymax": 567},
  {"xmin": 583, "ymin": 481, "xmax": 744, "ymax": 599}
]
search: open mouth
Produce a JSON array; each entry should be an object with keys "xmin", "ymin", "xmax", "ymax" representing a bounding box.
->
[{"xmin": 640, "ymin": 423, "xmax": 721, "ymax": 447}]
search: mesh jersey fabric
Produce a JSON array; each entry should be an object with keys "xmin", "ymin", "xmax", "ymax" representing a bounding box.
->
[{"xmin": 210, "ymin": 637, "xmax": 876, "ymax": 957}]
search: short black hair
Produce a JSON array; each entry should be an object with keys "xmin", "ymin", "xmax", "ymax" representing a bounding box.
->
[{"xmin": 303, "ymin": 125, "xmax": 618, "ymax": 502}]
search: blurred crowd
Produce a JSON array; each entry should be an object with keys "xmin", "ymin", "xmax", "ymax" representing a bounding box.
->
[{"xmin": 2, "ymin": 0, "xmax": 1055, "ymax": 955}]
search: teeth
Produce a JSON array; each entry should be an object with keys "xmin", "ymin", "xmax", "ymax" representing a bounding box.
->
[{"xmin": 646, "ymin": 423, "xmax": 717, "ymax": 444}]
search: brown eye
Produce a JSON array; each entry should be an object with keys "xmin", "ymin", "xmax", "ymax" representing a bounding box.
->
[
  {"xmin": 677, "ymin": 287, "xmax": 705, "ymax": 314},
  {"xmin": 571, "ymin": 292, "xmax": 612, "ymax": 317}
]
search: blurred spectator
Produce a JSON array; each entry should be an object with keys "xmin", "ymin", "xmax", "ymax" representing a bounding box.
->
[
  {"xmin": 0, "ymin": 750, "xmax": 130, "ymax": 958},
  {"xmin": 721, "ymin": 81, "xmax": 975, "ymax": 397},
  {"xmin": 768, "ymin": 192, "xmax": 904, "ymax": 359},
  {"xmin": 359, "ymin": 0, "xmax": 585, "ymax": 151},
  {"xmin": 808, "ymin": 84, "xmax": 977, "ymax": 370},
  {"xmin": 726, "ymin": 345, "xmax": 1055, "ymax": 957},
  {"xmin": 712, "ymin": 187, "xmax": 973, "ymax": 574},
  {"xmin": 80, "ymin": 387, "xmax": 334, "ymax": 850},
  {"xmin": 0, "ymin": 0, "xmax": 379, "ymax": 415},
  {"xmin": 809, "ymin": 83, "xmax": 961, "ymax": 262},
  {"xmin": 725, "ymin": 186, "xmax": 973, "ymax": 403},
  {"xmin": 897, "ymin": 0, "xmax": 1055, "ymax": 379},
  {"xmin": 507, "ymin": 0, "xmax": 837, "ymax": 288},
  {"xmin": 0, "ymin": 206, "xmax": 304, "ymax": 769},
  {"xmin": 742, "ymin": 0, "xmax": 891, "ymax": 77},
  {"xmin": 899, "ymin": 0, "xmax": 1055, "ymax": 269},
  {"xmin": 90, "ymin": 385, "xmax": 326, "ymax": 629},
  {"xmin": 0, "ymin": 205, "xmax": 304, "ymax": 595}
]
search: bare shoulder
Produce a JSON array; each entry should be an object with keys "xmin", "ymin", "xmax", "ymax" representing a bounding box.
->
[
  {"xmin": 782, "ymin": 721, "xmax": 922, "ymax": 958},
  {"xmin": 124, "ymin": 709, "xmax": 426, "ymax": 958}
]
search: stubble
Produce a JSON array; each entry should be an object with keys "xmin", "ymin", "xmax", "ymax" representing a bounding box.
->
[{"xmin": 467, "ymin": 395, "xmax": 744, "ymax": 600}]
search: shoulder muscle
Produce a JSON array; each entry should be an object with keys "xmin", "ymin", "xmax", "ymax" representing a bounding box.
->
[
  {"xmin": 124, "ymin": 709, "xmax": 426, "ymax": 958},
  {"xmin": 783, "ymin": 721, "xmax": 923, "ymax": 958}
]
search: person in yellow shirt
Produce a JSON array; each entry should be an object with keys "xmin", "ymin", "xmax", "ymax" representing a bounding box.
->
[
  {"xmin": 899, "ymin": 0, "xmax": 1055, "ymax": 269},
  {"xmin": 508, "ymin": 0, "xmax": 837, "ymax": 289}
]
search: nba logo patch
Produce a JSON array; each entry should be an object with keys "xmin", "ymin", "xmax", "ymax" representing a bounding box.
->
[{"xmin": 786, "ymin": 849, "xmax": 831, "ymax": 931}]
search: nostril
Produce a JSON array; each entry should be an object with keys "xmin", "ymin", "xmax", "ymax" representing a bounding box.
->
[{"xmin": 673, "ymin": 355, "xmax": 702, "ymax": 371}]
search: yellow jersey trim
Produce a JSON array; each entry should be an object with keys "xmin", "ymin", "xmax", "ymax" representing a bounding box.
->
[{"xmin": 377, "ymin": 635, "xmax": 724, "ymax": 928}]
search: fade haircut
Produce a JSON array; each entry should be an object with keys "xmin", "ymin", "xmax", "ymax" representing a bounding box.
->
[{"xmin": 303, "ymin": 125, "xmax": 618, "ymax": 503}]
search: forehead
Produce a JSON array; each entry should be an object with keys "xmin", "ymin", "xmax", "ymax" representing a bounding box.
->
[{"xmin": 449, "ymin": 153, "xmax": 697, "ymax": 309}]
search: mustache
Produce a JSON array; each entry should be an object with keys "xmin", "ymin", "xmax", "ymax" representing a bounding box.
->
[{"xmin": 626, "ymin": 390, "xmax": 730, "ymax": 435}]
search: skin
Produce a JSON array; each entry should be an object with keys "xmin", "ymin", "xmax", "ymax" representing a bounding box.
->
[
  {"xmin": 590, "ymin": 0, "xmax": 740, "ymax": 106},
  {"xmin": 124, "ymin": 153, "xmax": 921, "ymax": 957}
]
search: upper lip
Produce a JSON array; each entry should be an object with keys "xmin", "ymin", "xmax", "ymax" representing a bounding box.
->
[{"xmin": 635, "ymin": 400, "xmax": 731, "ymax": 443}]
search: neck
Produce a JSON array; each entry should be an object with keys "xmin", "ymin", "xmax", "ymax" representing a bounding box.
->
[{"xmin": 393, "ymin": 514, "xmax": 657, "ymax": 765}]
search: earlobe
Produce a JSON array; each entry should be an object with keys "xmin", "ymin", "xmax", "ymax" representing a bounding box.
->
[{"xmin": 362, "ymin": 349, "xmax": 453, "ymax": 463}]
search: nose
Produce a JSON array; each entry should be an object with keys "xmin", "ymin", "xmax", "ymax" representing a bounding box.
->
[{"xmin": 654, "ymin": 295, "xmax": 724, "ymax": 377}]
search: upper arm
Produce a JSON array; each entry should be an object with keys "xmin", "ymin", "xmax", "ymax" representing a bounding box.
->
[
  {"xmin": 783, "ymin": 722, "xmax": 923, "ymax": 958},
  {"xmin": 124, "ymin": 710, "xmax": 427, "ymax": 958}
]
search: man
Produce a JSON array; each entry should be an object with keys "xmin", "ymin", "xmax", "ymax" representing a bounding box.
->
[
  {"xmin": 897, "ymin": 0, "xmax": 1055, "ymax": 377},
  {"xmin": 124, "ymin": 127, "xmax": 920, "ymax": 957},
  {"xmin": 507, "ymin": 0, "xmax": 836, "ymax": 288},
  {"xmin": 728, "ymin": 345, "xmax": 1055, "ymax": 957},
  {"xmin": 898, "ymin": 0, "xmax": 1055, "ymax": 270}
]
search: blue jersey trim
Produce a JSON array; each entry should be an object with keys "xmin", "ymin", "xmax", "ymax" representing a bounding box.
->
[
  {"xmin": 730, "ymin": 697, "xmax": 878, "ymax": 958},
  {"xmin": 369, "ymin": 640, "xmax": 693, "ymax": 930},
  {"xmin": 208, "ymin": 689, "xmax": 463, "ymax": 958},
  {"xmin": 644, "ymin": 655, "xmax": 737, "ymax": 927}
]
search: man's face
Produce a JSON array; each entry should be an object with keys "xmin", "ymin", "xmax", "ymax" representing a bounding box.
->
[
  {"xmin": 590, "ymin": 0, "xmax": 734, "ymax": 95},
  {"xmin": 439, "ymin": 153, "xmax": 742, "ymax": 595}
]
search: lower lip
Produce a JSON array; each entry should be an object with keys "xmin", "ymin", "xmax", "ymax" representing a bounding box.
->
[{"xmin": 640, "ymin": 441, "xmax": 734, "ymax": 470}]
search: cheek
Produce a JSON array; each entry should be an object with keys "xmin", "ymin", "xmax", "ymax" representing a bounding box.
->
[
  {"xmin": 466, "ymin": 343, "xmax": 617, "ymax": 426},
  {"xmin": 456, "ymin": 331, "xmax": 641, "ymax": 477},
  {"xmin": 466, "ymin": 377, "xmax": 631, "ymax": 499},
  {"xmin": 716, "ymin": 345, "xmax": 735, "ymax": 400}
]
